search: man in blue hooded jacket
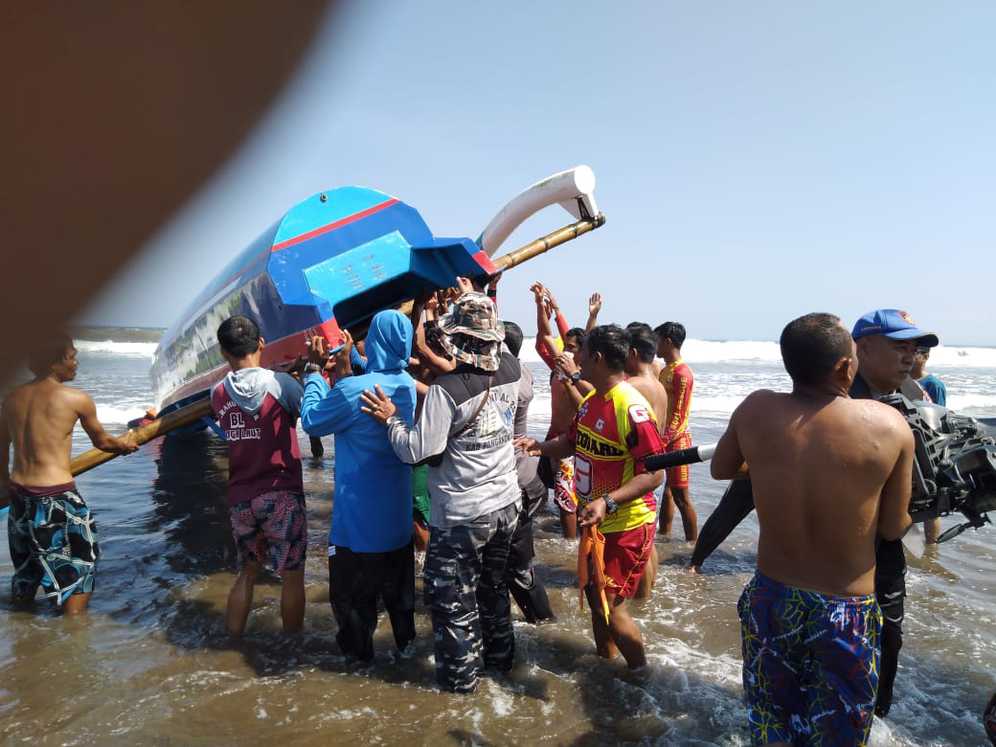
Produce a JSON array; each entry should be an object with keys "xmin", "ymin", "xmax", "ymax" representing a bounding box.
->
[{"xmin": 300, "ymin": 310, "xmax": 418, "ymax": 661}]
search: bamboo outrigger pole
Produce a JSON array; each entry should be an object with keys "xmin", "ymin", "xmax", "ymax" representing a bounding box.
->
[
  {"xmin": 69, "ymin": 398, "xmax": 213, "ymax": 476},
  {"xmin": 390, "ymin": 213, "xmax": 606, "ymax": 320},
  {"xmin": 492, "ymin": 213, "xmax": 605, "ymax": 273}
]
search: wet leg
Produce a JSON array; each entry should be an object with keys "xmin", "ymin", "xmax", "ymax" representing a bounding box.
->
[
  {"xmin": 280, "ymin": 569, "xmax": 305, "ymax": 633},
  {"xmin": 63, "ymin": 592, "xmax": 92, "ymax": 615},
  {"xmin": 606, "ymin": 595, "xmax": 646, "ymax": 669},
  {"xmin": 413, "ymin": 521, "xmax": 429, "ymax": 554},
  {"xmin": 587, "ymin": 584, "xmax": 619, "ymax": 660},
  {"xmin": 659, "ymin": 489, "xmax": 675, "ymax": 536},
  {"xmin": 226, "ymin": 560, "xmax": 260, "ymax": 637},
  {"xmin": 671, "ymin": 487, "xmax": 698, "ymax": 541},
  {"xmin": 634, "ymin": 544, "xmax": 658, "ymax": 600},
  {"xmin": 559, "ymin": 508, "xmax": 578, "ymax": 539}
]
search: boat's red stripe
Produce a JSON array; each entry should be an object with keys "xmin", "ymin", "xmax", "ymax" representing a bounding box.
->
[
  {"xmin": 472, "ymin": 250, "xmax": 498, "ymax": 275},
  {"xmin": 270, "ymin": 198, "xmax": 400, "ymax": 254}
]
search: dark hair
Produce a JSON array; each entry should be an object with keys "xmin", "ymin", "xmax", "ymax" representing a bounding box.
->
[
  {"xmin": 779, "ymin": 313, "xmax": 852, "ymax": 386},
  {"xmin": 28, "ymin": 333, "xmax": 74, "ymax": 376},
  {"xmin": 217, "ymin": 315, "xmax": 261, "ymax": 357},
  {"xmin": 501, "ymin": 320, "xmax": 524, "ymax": 357},
  {"xmin": 565, "ymin": 327, "xmax": 586, "ymax": 347},
  {"xmin": 626, "ymin": 322, "xmax": 657, "ymax": 364},
  {"xmin": 585, "ymin": 324, "xmax": 630, "ymax": 372},
  {"xmin": 654, "ymin": 321, "xmax": 686, "ymax": 349}
]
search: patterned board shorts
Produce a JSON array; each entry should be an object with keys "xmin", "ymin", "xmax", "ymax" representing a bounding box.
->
[
  {"xmin": 738, "ymin": 571, "xmax": 882, "ymax": 746},
  {"xmin": 666, "ymin": 431, "xmax": 692, "ymax": 490},
  {"xmin": 229, "ymin": 490, "xmax": 307, "ymax": 573},
  {"xmin": 8, "ymin": 484, "xmax": 99, "ymax": 605},
  {"xmin": 552, "ymin": 458, "xmax": 578, "ymax": 514}
]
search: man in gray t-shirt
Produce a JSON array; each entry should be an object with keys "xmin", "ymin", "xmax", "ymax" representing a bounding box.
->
[{"xmin": 362, "ymin": 291, "xmax": 521, "ymax": 693}]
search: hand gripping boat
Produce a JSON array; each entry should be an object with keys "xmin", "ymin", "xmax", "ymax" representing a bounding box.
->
[{"xmin": 149, "ymin": 166, "xmax": 602, "ymax": 415}]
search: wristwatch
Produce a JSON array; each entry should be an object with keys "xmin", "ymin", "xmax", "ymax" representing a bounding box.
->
[
  {"xmin": 603, "ymin": 495, "xmax": 619, "ymax": 514},
  {"xmin": 569, "ymin": 371, "xmax": 582, "ymax": 385},
  {"xmin": 304, "ymin": 362, "xmax": 323, "ymax": 375}
]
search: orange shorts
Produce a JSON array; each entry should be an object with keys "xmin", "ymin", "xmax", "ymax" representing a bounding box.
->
[
  {"xmin": 666, "ymin": 431, "xmax": 692, "ymax": 490},
  {"xmin": 600, "ymin": 522, "xmax": 654, "ymax": 599}
]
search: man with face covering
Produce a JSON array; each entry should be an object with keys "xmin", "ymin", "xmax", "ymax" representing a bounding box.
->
[
  {"xmin": 301, "ymin": 310, "xmax": 418, "ymax": 662},
  {"xmin": 361, "ymin": 291, "xmax": 522, "ymax": 693}
]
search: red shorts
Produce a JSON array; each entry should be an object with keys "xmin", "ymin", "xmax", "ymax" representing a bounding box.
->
[
  {"xmin": 600, "ymin": 522, "xmax": 654, "ymax": 599},
  {"xmin": 666, "ymin": 431, "xmax": 692, "ymax": 490}
]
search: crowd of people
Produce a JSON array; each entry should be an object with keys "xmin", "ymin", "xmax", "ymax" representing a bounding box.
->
[{"xmin": 6, "ymin": 275, "xmax": 995, "ymax": 746}]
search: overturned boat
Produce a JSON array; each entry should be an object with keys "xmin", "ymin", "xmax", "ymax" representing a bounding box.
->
[{"xmin": 150, "ymin": 166, "xmax": 603, "ymax": 415}]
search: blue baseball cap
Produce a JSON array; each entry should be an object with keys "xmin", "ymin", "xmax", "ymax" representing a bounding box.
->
[{"xmin": 852, "ymin": 309, "xmax": 939, "ymax": 347}]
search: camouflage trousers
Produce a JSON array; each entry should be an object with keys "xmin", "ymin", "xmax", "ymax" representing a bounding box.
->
[{"xmin": 424, "ymin": 501, "xmax": 520, "ymax": 693}]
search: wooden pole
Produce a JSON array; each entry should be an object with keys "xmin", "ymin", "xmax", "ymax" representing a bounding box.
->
[
  {"xmin": 70, "ymin": 397, "xmax": 213, "ymax": 477},
  {"xmin": 491, "ymin": 213, "xmax": 605, "ymax": 273}
]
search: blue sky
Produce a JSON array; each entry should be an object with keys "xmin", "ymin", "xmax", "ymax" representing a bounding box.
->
[{"xmin": 84, "ymin": 2, "xmax": 996, "ymax": 344}]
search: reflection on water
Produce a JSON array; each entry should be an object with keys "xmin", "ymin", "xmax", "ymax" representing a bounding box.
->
[
  {"xmin": 149, "ymin": 432, "xmax": 233, "ymax": 578},
  {"xmin": 0, "ymin": 356, "xmax": 994, "ymax": 745}
]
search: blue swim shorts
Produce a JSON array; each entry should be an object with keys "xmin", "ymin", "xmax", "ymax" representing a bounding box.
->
[
  {"xmin": 737, "ymin": 571, "xmax": 882, "ymax": 746},
  {"xmin": 8, "ymin": 482, "xmax": 99, "ymax": 605}
]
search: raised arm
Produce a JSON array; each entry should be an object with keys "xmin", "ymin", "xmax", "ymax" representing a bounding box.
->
[
  {"xmin": 878, "ymin": 418, "xmax": 914, "ymax": 541},
  {"xmin": 531, "ymin": 283, "xmax": 557, "ymax": 367},
  {"xmin": 77, "ymin": 393, "xmax": 137, "ymax": 454},
  {"xmin": 584, "ymin": 292, "xmax": 602, "ymax": 333}
]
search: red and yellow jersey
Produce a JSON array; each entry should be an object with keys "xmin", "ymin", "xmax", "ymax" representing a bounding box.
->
[
  {"xmin": 659, "ymin": 358, "xmax": 694, "ymax": 445},
  {"xmin": 568, "ymin": 381, "xmax": 665, "ymax": 533}
]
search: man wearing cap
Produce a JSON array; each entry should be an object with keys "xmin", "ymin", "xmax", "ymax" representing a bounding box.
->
[
  {"xmin": 361, "ymin": 289, "xmax": 522, "ymax": 693},
  {"xmin": 851, "ymin": 308, "xmax": 939, "ymax": 718}
]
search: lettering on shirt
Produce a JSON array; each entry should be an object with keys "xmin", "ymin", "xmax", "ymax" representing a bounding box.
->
[
  {"xmin": 576, "ymin": 429, "xmax": 626, "ymax": 458},
  {"xmin": 217, "ymin": 402, "xmax": 262, "ymax": 441}
]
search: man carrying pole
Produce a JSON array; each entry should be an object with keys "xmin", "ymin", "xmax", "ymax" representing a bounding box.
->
[{"xmin": 1, "ymin": 334, "xmax": 137, "ymax": 614}]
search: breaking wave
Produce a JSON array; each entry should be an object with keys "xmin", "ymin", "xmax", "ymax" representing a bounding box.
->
[
  {"xmin": 521, "ymin": 338, "xmax": 996, "ymax": 369},
  {"xmin": 75, "ymin": 340, "xmax": 158, "ymax": 357}
]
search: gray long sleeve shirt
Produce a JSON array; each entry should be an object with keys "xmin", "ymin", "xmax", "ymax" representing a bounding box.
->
[{"xmin": 385, "ymin": 352, "xmax": 522, "ymax": 528}]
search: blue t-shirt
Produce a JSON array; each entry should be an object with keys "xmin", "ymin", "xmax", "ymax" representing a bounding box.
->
[
  {"xmin": 300, "ymin": 311, "xmax": 416, "ymax": 553},
  {"xmin": 919, "ymin": 374, "xmax": 947, "ymax": 407}
]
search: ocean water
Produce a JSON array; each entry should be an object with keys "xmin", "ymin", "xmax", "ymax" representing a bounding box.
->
[{"xmin": 1, "ymin": 337, "xmax": 995, "ymax": 745}]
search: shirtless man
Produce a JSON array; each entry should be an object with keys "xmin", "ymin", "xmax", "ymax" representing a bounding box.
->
[
  {"xmin": 624, "ymin": 323, "xmax": 669, "ymax": 599},
  {"xmin": 1, "ymin": 334, "xmax": 137, "ymax": 613},
  {"xmin": 711, "ymin": 313, "xmax": 913, "ymax": 746}
]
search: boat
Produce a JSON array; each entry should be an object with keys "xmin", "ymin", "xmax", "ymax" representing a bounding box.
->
[{"xmin": 150, "ymin": 166, "xmax": 603, "ymax": 416}]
